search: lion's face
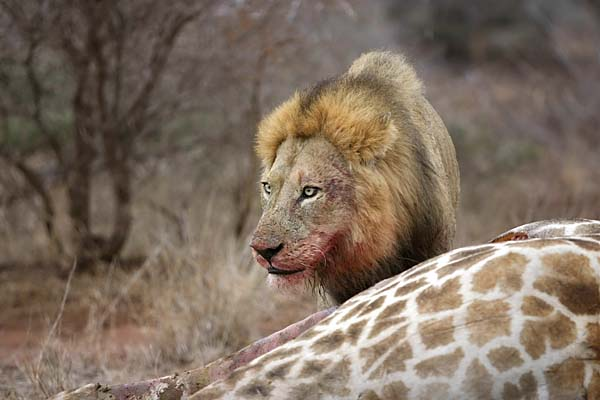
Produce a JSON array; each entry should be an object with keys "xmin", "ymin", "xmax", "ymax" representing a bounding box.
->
[{"xmin": 250, "ymin": 136, "xmax": 354, "ymax": 293}]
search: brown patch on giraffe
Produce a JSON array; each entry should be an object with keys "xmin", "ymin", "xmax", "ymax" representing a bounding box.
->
[
  {"xmin": 368, "ymin": 317, "xmax": 407, "ymax": 340},
  {"xmin": 196, "ymin": 387, "xmax": 225, "ymax": 400},
  {"xmin": 414, "ymin": 347, "xmax": 464, "ymax": 378},
  {"xmin": 357, "ymin": 296, "xmax": 386, "ymax": 317},
  {"xmin": 585, "ymin": 322, "xmax": 600, "ymax": 357},
  {"xmin": 534, "ymin": 252, "xmax": 600, "ymax": 315},
  {"xmin": 236, "ymin": 378, "xmax": 273, "ymax": 398},
  {"xmin": 514, "ymin": 238, "xmax": 570, "ymax": 249},
  {"xmin": 338, "ymin": 299, "xmax": 370, "ymax": 323},
  {"xmin": 418, "ymin": 316, "xmax": 454, "ymax": 349},
  {"xmin": 265, "ymin": 359, "xmax": 297, "ymax": 380},
  {"xmin": 402, "ymin": 262, "xmax": 436, "ymax": 280},
  {"xmin": 368, "ymin": 342, "xmax": 413, "ymax": 379},
  {"xmin": 376, "ymin": 299, "xmax": 407, "ymax": 320},
  {"xmin": 258, "ymin": 345, "xmax": 302, "ymax": 365},
  {"xmin": 589, "ymin": 371, "xmax": 600, "ymax": 400},
  {"xmin": 465, "ymin": 299, "xmax": 511, "ymax": 346},
  {"xmin": 448, "ymin": 245, "xmax": 495, "ymax": 261},
  {"xmin": 368, "ymin": 300, "xmax": 407, "ymax": 339},
  {"xmin": 502, "ymin": 372, "xmax": 538, "ymax": 400},
  {"xmin": 310, "ymin": 329, "xmax": 345, "ymax": 353},
  {"xmin": 288, "ymin": 383, "xmax": 320, "ymax": 400},
  {"xmin": 521, "ymin": 296, "xmax": 553, "ymax": 317},
  {"xmin": 381, "ymin": 381, "xmax": 409, "ymax": 400},
  {"xmin": 487, "ymin": 346, "xmax": 524, "ymax": 372},
  {"xmin": 358, "ymin": 390, "xmax": 381, "ymax": 400},
  {"xmin": 461, "ymin": 359, "xmax": 493, "ymax": 399},
  {"xmin": 437, "ymin": 250, "xmax": 495, "ymax": 278},
  {"xmin": 417, "ymin": 383, "xmax": 450, "ymax": 399},
  {"xmin": 544, "ymin": 358, "xmax": 585, "ymax": 399},
  {"xmin": 361, "ymin": 333, "xmax": 411, "ymax": 373},
  {"xmin": 472, "ymin": 252, "xmax": 527, "ymax": 294},
  {"xmin": 520, "ymin": 311, "xmax": 576, "ymax": 359},
  {"xmin": 394, "ymin": 278, "xmax": 427, "ymax": 297},
  {"xmin": 321, "ymin": 359, "xmax": 351, "ymax": 396},
  {"xmin": 347, "ymin": 320, "xmax": 366, "ymax": 345},
  {"xmin": 569, "ymin": 237, "xmax": 600, "ymax": 251},
  {"xmin": 416, "ymin": 277, "xmax": 462, "ymax": 314},
  {"xmin": 298, "ymin": 359, "xmax": 328, "ymax": 378}
]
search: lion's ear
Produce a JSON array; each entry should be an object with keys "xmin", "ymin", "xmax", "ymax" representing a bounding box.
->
[{"xmin": 331, "ymin": 112, "xmax": 398, "ymax": 164}]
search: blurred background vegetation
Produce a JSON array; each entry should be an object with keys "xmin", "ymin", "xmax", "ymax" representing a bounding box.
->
[{"xmin": 1, "ymin": 1, "xmax": 599, "ymax": 398}]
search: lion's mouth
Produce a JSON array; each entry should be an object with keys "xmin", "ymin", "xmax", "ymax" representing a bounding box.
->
[{"xmin": 267, "ymin": 265, "xmax": 305, "ymax": 276}]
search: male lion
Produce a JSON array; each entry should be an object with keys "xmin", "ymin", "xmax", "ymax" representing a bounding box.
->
[{"xmin": 250, "ymin": 51, "xmax": 459, "ymax": 304}]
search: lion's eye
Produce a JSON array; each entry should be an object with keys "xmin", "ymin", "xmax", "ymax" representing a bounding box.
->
[
  {"xmin": 262, "ymin": 182, "xmax": 272, "ymax": 196},
  {"xmin": 301, "ymin": 186, "xmax": 320, "ymax": 199}
]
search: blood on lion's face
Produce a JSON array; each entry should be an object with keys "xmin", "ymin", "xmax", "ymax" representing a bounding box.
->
[{"xmin": 250, "ymin": 137, "xmax": 354, "ymax": 298}]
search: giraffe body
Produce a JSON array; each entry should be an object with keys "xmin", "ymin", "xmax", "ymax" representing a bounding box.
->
[{"xmin": 194, "ymin": 221, "xmax": 600, "ymax": 399}]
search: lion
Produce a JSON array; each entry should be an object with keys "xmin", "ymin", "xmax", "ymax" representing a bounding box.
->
[{"xmin": 250, "ymin": 51, "xmax": 460, "ymax": 304}]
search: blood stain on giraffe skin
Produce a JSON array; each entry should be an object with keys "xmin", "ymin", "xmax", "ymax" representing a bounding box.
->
[
  {"xmin": 520, "ymin": 311, "xmax": 576, "ymax": 359},
  {"xmin": 472, "ymin": 252, "xmax": 527, "ymax": 294},
  {"xmin": 521, "ymin": 296, "xmax": 554, "ymax": 317},
  {"xmin": 414, "ymin": 347, "xmax": 464, "ymax": 378},
  {"xmin": 436, "ymin": 250, "xmax": 495, "ymax": 278},
  {"xmin": 368, "ymin": 341, "xmax": 413, "ymax": 379},
  {"xmin": 418, "ymin": 316, "xmax": 454, "ymax": 349},
  {"xmin": 535, "ymin": 252, "xmax": 600, "ymax": 315},
  {"xmin": 487, "ymin": 346, "xmax": 524, "ymax": 372},
  {"xmin": 416, "ymin": 277, "xmax": 462, "ymax": 313},
  {"xmin": 544, "ymin": 358, "xmax": 586, "ymax": 399},
  {"xmin": 461, "ymin": 359, "xmax": 493, "ymax": 399},
  {"xmin": 465, "ymin": 299, "xmax": 511, "ymax": 346},
  {"xmin": 394, "ymin": 278, "xmax": 427, "ymax": 297},
  {"xmin": 502, "ymin": 371, "xmax": 538, "ymax": 400}
]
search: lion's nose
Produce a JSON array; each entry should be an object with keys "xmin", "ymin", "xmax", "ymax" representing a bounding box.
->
[{"xmin": 251, "ymin": 242, "xmax": 284, "ymax": 262}]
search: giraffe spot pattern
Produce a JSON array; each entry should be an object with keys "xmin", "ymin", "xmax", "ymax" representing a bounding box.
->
[
  {"xmin": 472, "ymin": 252, "xmax": 527, "ymax": 294},
  {"xmin": 360, "ymin": 334, "xmax": 410, "ymax": 373},
  {"xmin": 544, "ymin": 358, "xmax": 585, "ymax": 399},
  {"xmin": 418, "ymin": 316, "xmax": 454, "ymax": 349},
  {"xmin": 368, "ymin": 342, "xmax": 412, "ymax": 379},
  {"xmin": 465, "ymin": 299, "xmax": 511, "ymax": 346},
  {"xmin": 534, "ymin": 252, "xmax": 600, "ymax": 315},
  {"xmin": 416, "ymin": 277, "xmax": 462, "ymax": 313},
  {"xmin": 310, "ymin": 329, "xmax": 345, "ymax": 353},
  {"xmin": 416, "ymin": 383, "xmax": 450, "ymax": 399},
  {"xmin": 569, "ymin": 238, "xmax": 600, "ymax": 251},
  {"xmin": 414, "ymin": 347, "xmax": 464, "ymax": 378},
  {"xmin": 521, "ymin": 296, "xmax": 553, "ymax": 317},
  {"xmin": 502, "ymin": 372, "xmax": 538, "ymax": 399},
  {"xmin": 487, "ymin": 346, "xmax": 524, "ymax": 372},
  {"xmin": 381, "ymin": 381, "xmax": 409, "ymax": 400},
  {"xmin": 461, "ymin": 359, "xmax": 493, "ymax": 399},
  {"xmin": 394, "ymin": 278, "xmax": 427, "ymax": 297},
  {"xmin": 436, "ymin": 250, "xmax": 495, "ymax": 278},
  {"xmin": 520, "ymin": 311, "xmax": 576, "ymax": 359}
]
